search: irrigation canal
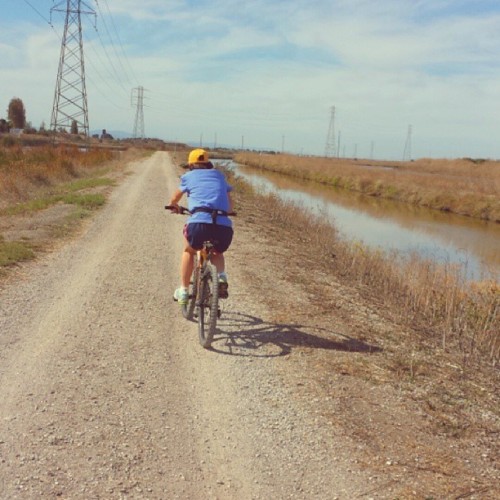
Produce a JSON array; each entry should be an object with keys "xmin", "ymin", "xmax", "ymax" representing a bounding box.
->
[{"xmin": 221, "ymin": 160, "xmax": 500, "ymax": 283}]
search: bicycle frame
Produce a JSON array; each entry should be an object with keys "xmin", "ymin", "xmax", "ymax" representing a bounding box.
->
[
  {"xmin": 196, "ymin": 242, "xmax": 213, "ymax": 273},
  {"xmin": 192, "ymin": 240, "xmax": 219, "ymax": 348}
]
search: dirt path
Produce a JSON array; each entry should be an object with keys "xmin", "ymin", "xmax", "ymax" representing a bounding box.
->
[
  {"xmin": 0, "ymin": 152, "xmax": 371, "ymax": 499},
  {"xmin": 1, "ymin": 152, "xmax": 498, "ymax": 499}
]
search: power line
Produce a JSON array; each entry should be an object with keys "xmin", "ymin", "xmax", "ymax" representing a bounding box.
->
[
  {"xmin": 83, "ymin": 35, "xmax": 127, "ymax": 94},
  {"xmin": 23, "ymin": 0, "xmax": 63, "ymax": 40},
  {"xmin": 91, "ymin": 24, "xmax": 129, "ymax": 93},
  {"xmin": 94, "ymin": 1, "xmax": 133, "ymax": 86},
  {"xmin": 84, "ymin": 67, "xmax": 130, "ymax": 111},
  {"xmin": 97, "ymin": 0, "xmax": 140, "ymax": 85},
  {"xmin": 23, "ymin": 0, "xmax": 53, "ymax": 25}
]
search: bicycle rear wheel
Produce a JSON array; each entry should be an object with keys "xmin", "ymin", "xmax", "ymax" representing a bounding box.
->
[
  {"xmin": 197, "ymin": 263, "xmax": 219, "ymax": 348},
  {"xmin": 181, "ymin": 265, "xmax": 198, "ymax": 320}
]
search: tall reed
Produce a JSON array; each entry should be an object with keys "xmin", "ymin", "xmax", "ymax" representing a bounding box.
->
[{"xmin": 235, "ymin": 153, "xmax": 500, "ymax": 222}]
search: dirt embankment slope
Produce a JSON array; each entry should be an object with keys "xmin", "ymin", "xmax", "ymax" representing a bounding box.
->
[{"xmin": 0, "ymin": 151, "xmax": 498, "ymax": 499}]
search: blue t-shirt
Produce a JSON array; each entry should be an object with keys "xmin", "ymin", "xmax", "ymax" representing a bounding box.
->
[{"xmin": 180, "ymin": 168, "xmax": 233, "ymax": 227}]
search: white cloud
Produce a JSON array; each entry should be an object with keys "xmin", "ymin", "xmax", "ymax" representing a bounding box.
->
[{"xmin": 2, "ymin": 0, "xmax": 499, "ymax": 158}]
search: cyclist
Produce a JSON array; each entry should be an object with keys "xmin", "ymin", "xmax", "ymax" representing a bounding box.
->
[{"xmin": 169, "ymin": 148, "xmax": 234, "ymax": 305}]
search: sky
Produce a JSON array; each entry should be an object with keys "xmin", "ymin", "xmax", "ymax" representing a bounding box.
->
[{"xmin": 1, "ymin": 0, "xmax": 500, "ymax": 160}]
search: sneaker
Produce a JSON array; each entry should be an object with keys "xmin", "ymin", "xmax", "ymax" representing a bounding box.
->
[
  {"xmin": 173, "ymin": 287, "xmax": 189, "ymax": 305},
  {"xmin": 218, "ymin": 273, "xmax": 229, "ymax": 299}
]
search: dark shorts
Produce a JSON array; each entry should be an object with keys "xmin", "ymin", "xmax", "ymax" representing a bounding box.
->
[{"xmin": 184, "ymin": 223, "xmax": 233, "ymax": 253}]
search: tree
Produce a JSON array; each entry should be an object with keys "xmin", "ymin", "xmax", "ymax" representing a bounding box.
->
[
  {"xmin": 71, "ymin": 120, "xmax": 78, "ymax": 135},
  {"xmin": 0, "ymin": 118, "xmax": 9, "ymax": 133},
  {"xmin": 7, "ymin": 98, "xmax": 26, "ymax": 129}
]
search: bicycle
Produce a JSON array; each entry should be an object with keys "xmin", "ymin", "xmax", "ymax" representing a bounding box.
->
[{"xmin": 165, "ymin": 204, "xmax": 234, "ymax": 349}]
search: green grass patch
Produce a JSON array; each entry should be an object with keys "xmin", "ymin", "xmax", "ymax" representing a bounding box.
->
[
  {"xmin": 4, "ymin": 198, "xmax": 55, "ymax": 214},
  {"xmin": 57, "ymin": 193, "xmax": 106, "ymax": 208},
  {"xmin": 0, "ymin": 235, "xmax": 35, "ymax": 266},
  {"xmin": 1, "ymin": 192, "xmax": 107, "ymax": 216},
  {"xmin": 54, "ymin": 177, "xmax": 114, "ymax": 193}
]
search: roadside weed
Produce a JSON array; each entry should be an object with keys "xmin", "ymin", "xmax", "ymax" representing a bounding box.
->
[{"xmin": 0, "ymin": 235, "xmax": 35, "ymax": 266}]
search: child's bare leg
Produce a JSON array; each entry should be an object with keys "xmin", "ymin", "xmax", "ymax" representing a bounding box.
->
[
  {"xmin": 181, "ymin": 245, "xmax": 196, "ymax": 288},
  {"xmin": 210, "ymin": 252, "xmax": 225, "ymax": 274}
]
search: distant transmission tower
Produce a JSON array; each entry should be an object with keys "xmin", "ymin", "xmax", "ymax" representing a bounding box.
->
[
  {"xmin": 324, "ymin": 106, "xmax": 337, "ymax": 157},
  {"xmin": 131, "ymin": 86, "xmax": 145, "ymax": 139},
  {"xmin": 403, "ymin": 125, "xmax": 412, "ymax": 161},
  {"xmin": 50, "ymin": 1, "xmax": 96, "ymax": 136}
]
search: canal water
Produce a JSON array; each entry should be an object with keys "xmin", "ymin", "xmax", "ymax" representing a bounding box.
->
[{"xmin": 218, "ymin": 161, "xmax": 500, "ymax": 283}]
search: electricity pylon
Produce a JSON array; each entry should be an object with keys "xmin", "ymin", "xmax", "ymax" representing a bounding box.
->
[
  {"xmin": 50, "ymin": 1, "xmax": 96, "ymax": 136},
  {"xmin": 324, "ymin": 106, "xmax": 337, "ymax": 157},
  {"xmin": 131, "ymin": 86, "xmax": 145, "ymax": 139},
  {"xmin": 403, "ymin": 125, "xmax": 412, "ymax": 161}
]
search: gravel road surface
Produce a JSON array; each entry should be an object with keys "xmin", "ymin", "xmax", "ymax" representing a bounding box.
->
[{"xmin": 0, "ymin": 152, "xmax": 377, "ymax": 499}]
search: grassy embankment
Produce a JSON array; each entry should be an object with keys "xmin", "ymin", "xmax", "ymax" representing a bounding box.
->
[
  {"xmin": 227, "ymin": 163, "xmax": 499, "ymax": 368},
  {"xmin": 0, "ymin": 141, "xmax": 121, "ymax": 268},
  {"xmin": 235, "ymin": 153, "xmax": 500, "ymax": 222}
]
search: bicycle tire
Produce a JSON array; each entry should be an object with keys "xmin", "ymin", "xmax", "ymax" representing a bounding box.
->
[
  {"xmin": 197, "ymin": 263, "xmax": 219, "ymax": 348},
  {"xmin": 181, "ymin": 264, "xmax": 199, "ymax": 320}
]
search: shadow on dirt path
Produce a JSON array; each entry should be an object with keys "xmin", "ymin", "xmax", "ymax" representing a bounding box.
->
[{"xmin": 208, "ymin": 311, "xmax": 383, "ymax": 357}]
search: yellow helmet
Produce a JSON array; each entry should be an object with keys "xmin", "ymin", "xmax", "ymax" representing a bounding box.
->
[{"xmin": 188, "ymin": 148, "xmax": 209, "ymax": 164}]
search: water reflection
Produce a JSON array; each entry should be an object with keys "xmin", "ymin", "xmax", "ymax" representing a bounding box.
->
[{"xmin": 219, "ymin": 161, "xmax": 500, "ymax": 282}]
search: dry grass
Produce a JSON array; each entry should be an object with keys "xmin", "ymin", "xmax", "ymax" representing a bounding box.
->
[
  {"xmin": 0, "ymin": 143, "xmax": 126, "ymax": 272},
  {"xmin": 0, "ymin": 143, "xmax": 116, "ymax": 209},
  {"xmin": 235, "ymin": 153, "xmax": 500, "ymax": 221}
]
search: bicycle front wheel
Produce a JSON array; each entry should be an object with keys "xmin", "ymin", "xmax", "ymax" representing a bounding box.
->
[
  {"xmin": 197, "ymin": 263, "xmax": 219, "ymax": 348},
  {"xmin": 181, "ymin": 265, "xmax": 199, "ymax": 320}
]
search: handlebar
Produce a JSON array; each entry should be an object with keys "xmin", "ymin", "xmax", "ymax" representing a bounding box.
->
[
  {"xmin": 165, "ymin": 205, "xmax": 237, "ymax": 216},
  {"xmin": 165, "ymin": 204, "xmax": 191, "ymax": 214}
]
